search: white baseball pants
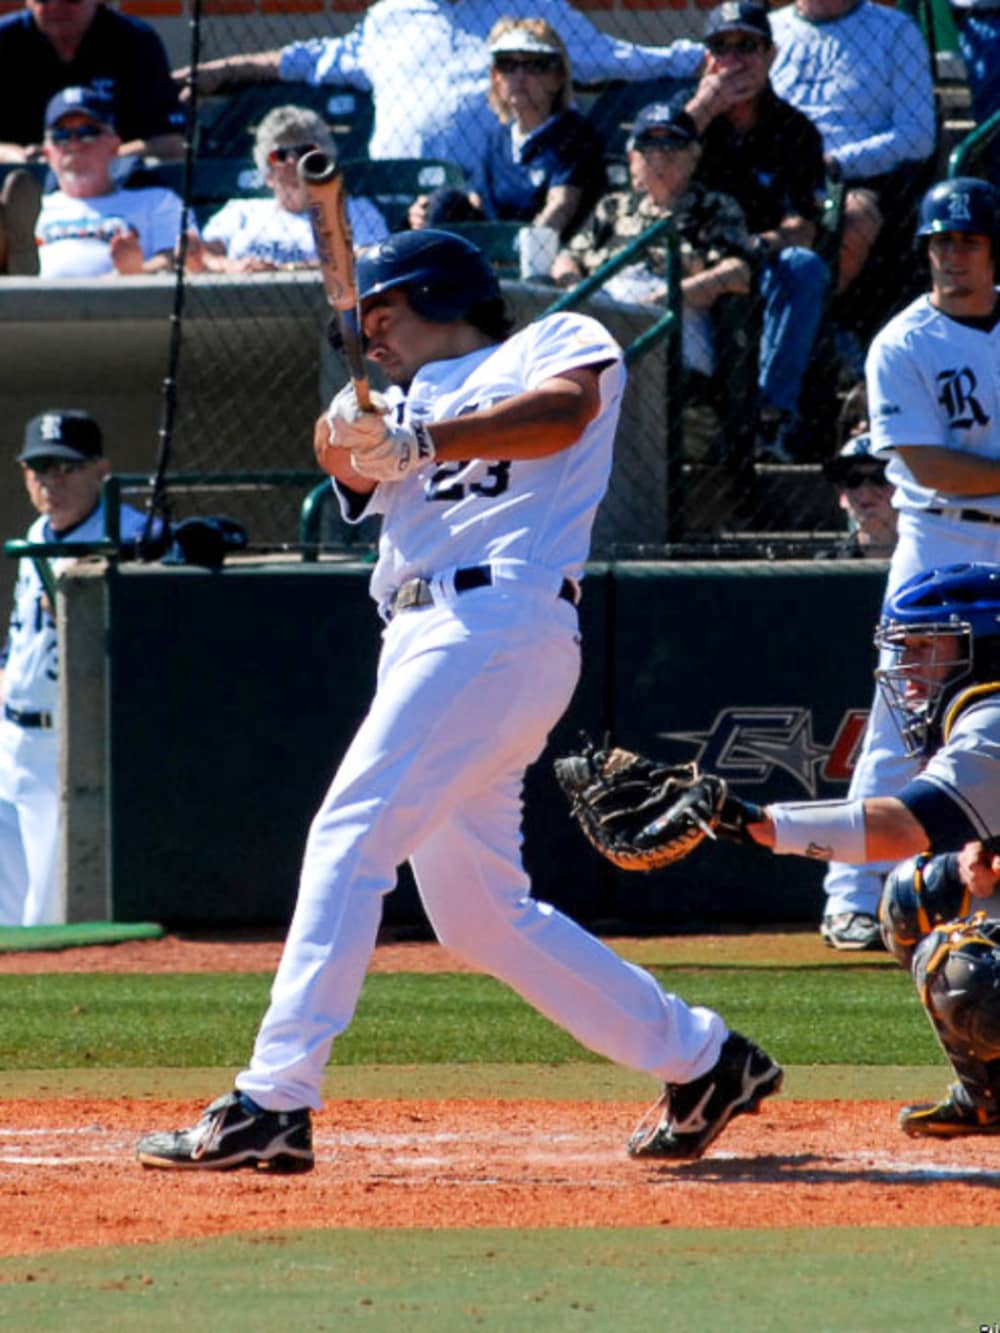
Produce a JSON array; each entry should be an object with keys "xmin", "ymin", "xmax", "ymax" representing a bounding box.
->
[
  {"xmin": 237, "ymin": 581, "xmax": 725, "ymax": 1111},
  {"xmin": 0, "ymin": 719, "xmax": 60, "ymax": 926}
]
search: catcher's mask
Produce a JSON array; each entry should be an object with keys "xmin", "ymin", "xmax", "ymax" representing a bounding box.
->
[{"xmin": 875, "ymin": 562, "xmax": 1000, "ymax": 756}]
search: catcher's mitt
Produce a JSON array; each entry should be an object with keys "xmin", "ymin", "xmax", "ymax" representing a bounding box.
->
[{"xmin": 553, "ymin": 737, "xmax": 733, "ymax": 873}]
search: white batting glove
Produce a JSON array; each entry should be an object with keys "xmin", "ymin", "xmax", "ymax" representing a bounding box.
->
[
  {"xmin": 325, "ymin": 385, "xmax": 391, "ymax": 454},
  {"xmin": 351, "ymin": 420, "xmax": 437, "ymax": 483}
]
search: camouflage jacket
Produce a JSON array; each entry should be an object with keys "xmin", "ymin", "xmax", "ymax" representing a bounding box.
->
[{"xmin": 565, "ymin": 181, "xmax": 752, "ymax": 281}]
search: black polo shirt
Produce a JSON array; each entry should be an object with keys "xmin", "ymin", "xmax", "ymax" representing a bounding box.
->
[
  {"xmin": 695, "ymin": 87, "xmax": 826, "ymax": 236},
  {"xmin": 0, "ymin": 6, "xmax": 183, "ymax": 147}
]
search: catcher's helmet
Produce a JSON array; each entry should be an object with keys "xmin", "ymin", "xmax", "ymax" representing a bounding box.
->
[
  {"xmin": 875, "ymin": 562, "xmax": 1000, "ymax": 755},
  {"xmin": 356, "ymin": 229, "xmax": 501, "ymax": 323},
  {"xmin": 916, "ymin": 176, "xmax": 1000, "ymax": 246}
]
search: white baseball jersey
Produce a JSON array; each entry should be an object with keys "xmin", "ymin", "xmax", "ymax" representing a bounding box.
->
[
  {"xmin": 202, "ymin": 195, "xmax": 388, "ymax": 267},
  {"xmin": 3, "ymin": 501, "xmax": 149, "ymax": 721},
  {"xmin": 0, "ymin": 497, "xmax": 147, "ymax": 926},
  {"xmin": 35, "ymin": 186, "xmax": 184, "ymax": 278},
  {"xmin": 235, "ymin": 306, "xmax": 731, "ymax": 1112},
  {"xmin": 338, "ymin": 311, "xmax": 625, "ymax": 609},
  {"xmin": 868, "ymin": 292, "xmax": 1000, "ymax": 515}
]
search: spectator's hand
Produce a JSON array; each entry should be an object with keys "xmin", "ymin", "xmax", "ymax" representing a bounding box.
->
[
  {"xmin": 688, "ymin": 65, "xmax": 759, "ymax": 127},
  {"xmin": 550, "ymin": 252, "xmax": 582, "ymax": 287},
  {"xmin": 958, "ymin": 841, "xmax": 1000, "ymax": 899},
  {"xmin": 408, "ymin": 195, "xmax": 431, "ymax": 230},
  {"xmin": 110, "ymin": 228, "xmax": 145, "ymax": 275}
]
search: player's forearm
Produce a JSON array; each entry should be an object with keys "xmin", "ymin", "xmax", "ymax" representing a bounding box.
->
[
  {"xmin": 747, "ymin": 794, "xmax": 928, "ymax": 863},
  {"xmin": 432, "ymin": 372, "xmax": 602, "ymax": 463},
  {"xmin": 893, "ymin": 445, "xmax": 1000, "ymax": 497}
]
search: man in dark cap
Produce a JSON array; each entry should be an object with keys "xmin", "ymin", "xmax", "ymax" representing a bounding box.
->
[
  {"xmin": 552, "ymin": 100, "xmax": 757, "ymax": 469},
  {"xmin": 683, "ymin": 1, "xmax": 830, "ymax": 462},
  {"xmin": 0, "ymin": 410, "xmax": 149, "ymax": 925}
]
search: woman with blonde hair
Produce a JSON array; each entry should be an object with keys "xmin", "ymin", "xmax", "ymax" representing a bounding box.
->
[{"xmin": 409, "ymin": 17, "xmax": 606, "ymax": 242}]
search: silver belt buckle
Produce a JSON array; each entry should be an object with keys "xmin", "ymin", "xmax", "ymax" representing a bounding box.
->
[{"xmin": 391, "ymin": 577, "xmax": 434, "ymax": 617}]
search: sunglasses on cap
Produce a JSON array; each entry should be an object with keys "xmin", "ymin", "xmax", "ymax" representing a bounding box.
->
[
  {"xmin": 706, "ymin": 35, "xmax": 767, "ymax": 56},
  {"xmin": 21, "ymin": 458, "xmax": 90, "ymax": 477},
  {"xmin": 47, "ymin": 123, "xmax": 106, "ymax": 143},
  {"xmin": 267, "ymin": 142, "xmax": 318, "ymax": 166},
  {"xmin": 841, "ymin": 469, "xmax": 887, "ymax": 490},
  {"xmin": 493, "ymin": 54, "xmax": 559, "ymax": 75}
]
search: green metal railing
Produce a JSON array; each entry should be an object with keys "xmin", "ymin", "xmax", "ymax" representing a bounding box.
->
[{"xmin": 948, "ymin": 108, "xmax": 1000, "ymax": 178}]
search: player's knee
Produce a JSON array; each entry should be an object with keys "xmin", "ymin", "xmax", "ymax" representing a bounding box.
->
[
  {"xmin": 878, "ymin": 852, "xmax": 970, "ymax": 968},
  {"xmin": 913, "ymin": 916, "xmax": 1000, "ymax": 1060}
]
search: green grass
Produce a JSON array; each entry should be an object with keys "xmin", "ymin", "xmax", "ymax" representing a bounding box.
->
[
  {"xmin": 0, "ymin": 1228, "xmax": 995, "ymax": 1333},
  {"xmin": 0, "ymin": 965, "xmax": 942, "ymax": 1069}
]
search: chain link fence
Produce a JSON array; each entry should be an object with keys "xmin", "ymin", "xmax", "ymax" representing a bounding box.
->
[{"xmin": 129, "ymin": 0, "xmax": 980, "ymax": 558}]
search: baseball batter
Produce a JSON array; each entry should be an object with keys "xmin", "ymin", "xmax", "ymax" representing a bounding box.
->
[
  {"xmin": 137, "ymin": 230, "xmax": 781, "ymax": 1172},
  {"xmin": 0, "ymin": 411, "xmax": 149, "ymax": 926},
  {"xmin": 821, "ymin": 176, "xmax": 1000, "ymax": 951}
]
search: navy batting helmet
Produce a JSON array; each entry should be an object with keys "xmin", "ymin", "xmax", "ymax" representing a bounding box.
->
[
  {"xmin": 356, "ymin": 230, "xmax": 502, "ymax": 323},
  {"xmin": 916, "ymin": 176, "xmax": 1000, "ymax": 245},
  {"xmin": 876, "ymin": 562, "xmax": 1000, "ymax": 755}
]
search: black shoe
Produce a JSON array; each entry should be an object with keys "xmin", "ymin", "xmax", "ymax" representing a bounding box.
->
[
  {"xmin": 628, "ymin": 1032, "xmax": 783, "ymax": 1160},
  {"xmin": 900, "ymin": 1084, "xmax": 1000, "ymax": 1139},
  {"xmin": 820, "ymin": 911, "xmax": 884, "ymax": 951},
  {"xmin": 136, "ymin": 1091, "xmax": 314, "ymax": 1172}
]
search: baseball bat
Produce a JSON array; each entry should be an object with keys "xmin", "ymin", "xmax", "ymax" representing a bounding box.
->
[{"xmin": 298, "ymin": 149, "xmax": 373, "ymax": 411}]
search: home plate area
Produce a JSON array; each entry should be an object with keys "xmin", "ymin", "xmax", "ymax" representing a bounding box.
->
[{"xmin": 1, "ymin": 1098, "xmax": 999, "ymax": 1252}]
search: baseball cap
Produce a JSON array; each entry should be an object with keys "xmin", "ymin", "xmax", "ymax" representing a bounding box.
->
[
  {"xmin": 704, "ymin": 1, "xmax": 773, "ymax": 44},
  {"xmin": 488, "ymin": 28, "xmax": 561, "ymax": 57},
  {"xmin": 44, "ymin": 86, "xmax": 116, "ymax": 132},
  {"xmin": 822, "ymin": 434, "xmax": 887, "ymax": 483},
  {"xmin": 18, "ymin": 410, "xmax": 103, "ymax": 464},
  {"xmin": 627, "ymin": 102, "xmax": 699, "ymax": 151}
]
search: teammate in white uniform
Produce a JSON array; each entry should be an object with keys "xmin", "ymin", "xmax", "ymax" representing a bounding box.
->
[
  {"xmin": 820, "ymin": 176, "xmax": 1000, "ymax": 950},
  {"xmin": 0, "ymin": 411, "xmax": 149, "ymax": 926},
  {"xmin": 137, "ymin": 230, "xmax": 782, "ymax": 1173}
]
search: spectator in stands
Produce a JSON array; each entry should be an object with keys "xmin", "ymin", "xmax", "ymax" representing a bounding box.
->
[
  {"xmin": 175, "ymin": 0, "xmax": 705, "ymax": 179},
  {"xmin": 0, "ymin": 410, "xmax": 153, "ymax": 926},
  {"xmin": 683, "ymin": 1, "xmax": 829, "ymax": 464},
  {"xmin": 769, "ymin": 0, "xmax": 936, "ymax": 329},
  {"xmin": 409, "ymin": 19, "xmax": 606, "ymax": 245},
  {"xmin": 821, "ymin": 438, "xmax": 897, "ymax": 558},
  {"xmin": 30, "ymin": 87, "xmax": 183, "ymax": 277},
  {"xmin": 0, "ymin": 0, "xmax": 184, "ymax": 164},
  {"xmin": 552, "ymin": 101, "xmax": 756, "ymax": 466},
  {"xmin": 950, "ymin": 0, "xmax": 1000, "ymax": 181},
  {"xmin": 186, "ymin": 105, "xmax": 388, "ymax": 276}
]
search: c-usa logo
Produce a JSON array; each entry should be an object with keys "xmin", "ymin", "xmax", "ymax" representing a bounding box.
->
[{"xmin": 660, "ymin": 707, "xmax": 868, "ymax": 795}]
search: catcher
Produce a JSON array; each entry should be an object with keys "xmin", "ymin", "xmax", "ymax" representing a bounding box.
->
[{"xmin": 557, "ymin": 561, "xmax": 1000, "ymax": 1138}]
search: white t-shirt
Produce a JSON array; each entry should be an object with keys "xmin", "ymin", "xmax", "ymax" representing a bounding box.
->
[
  {"xmin": 337, "ymin": 311, "xmax": 624, "ymax": 607},
  {"xmin": 202, "ymin": 195, "xmax": 388, "ymax": 266},
  {"xmin": 35, "ymin": 185, "xmax": 184, "ymax": 278},
  {"xmin": 866, "ymin": 292, "xmax": 1000, "ymax": 515}
]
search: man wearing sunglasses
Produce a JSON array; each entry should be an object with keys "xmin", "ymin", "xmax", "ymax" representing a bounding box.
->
[
  {"xmin": 683, "ymin": 1, "xmax": 829, "ymax": 464},
  {"xmin": 0, "ymin": 0, "xmax": 183, "ymax": 165},
  {"xmin": 0, "ymin": 410, "xmax": 151, "ymax": 926},
  {"xmin": 26, "ymin": 86, "xmax": 184, "ymax": 277},
  {"xmin": 173, "ymin": 0, "xmax": 707, "ymax": 180}
]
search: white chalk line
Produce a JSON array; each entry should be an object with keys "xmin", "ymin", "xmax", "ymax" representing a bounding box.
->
[{"xmin": 0, "ymin": 1126, "xmax": 997, "ymax": 1182}]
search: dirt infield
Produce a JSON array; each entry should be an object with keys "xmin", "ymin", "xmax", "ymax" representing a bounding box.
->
[{"xmin": 2, "ymin": 933, "xmax": 997, "ymax": 1255}]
